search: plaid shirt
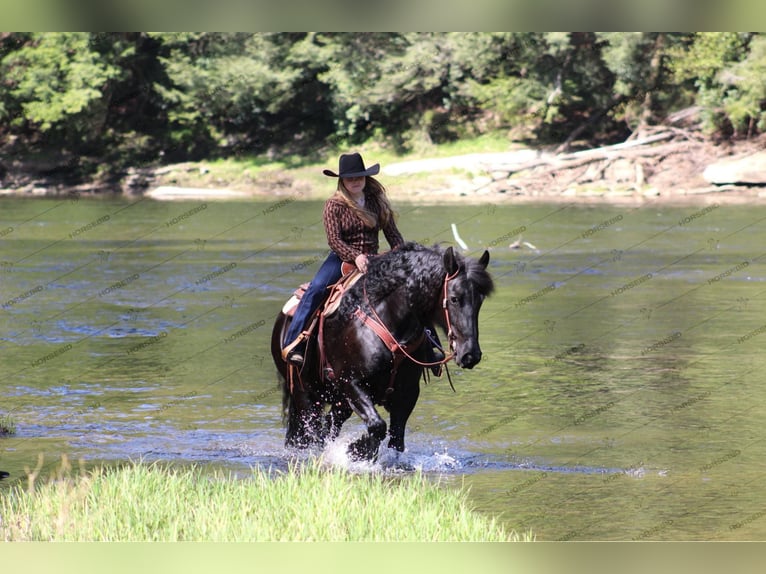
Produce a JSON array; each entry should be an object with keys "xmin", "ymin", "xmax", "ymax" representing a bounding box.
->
[{"xmin": 323, "ymin": 195, "xmax": 404, "ymax": 263}]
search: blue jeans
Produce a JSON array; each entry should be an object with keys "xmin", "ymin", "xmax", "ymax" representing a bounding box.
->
[{"xmin": 283, "ymin": 251, "xmax": 343, "ymax": 348}]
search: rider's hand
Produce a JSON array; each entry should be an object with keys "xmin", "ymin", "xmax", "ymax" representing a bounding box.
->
[{"xmin": 355, "ymin": 253, "xmax": 369, "ymax": 273}]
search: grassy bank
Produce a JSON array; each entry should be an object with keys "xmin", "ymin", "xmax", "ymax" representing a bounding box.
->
[
  {"xmin": 0, "ymin": 460, "xmax": 530, "ymax": 541},
  {"xmin": 151, "ymin": 133, "xmax": 519, "ymax": 201}
]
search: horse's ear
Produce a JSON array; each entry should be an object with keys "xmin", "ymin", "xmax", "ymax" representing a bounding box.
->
[
  {"xmin": 478, "ymin": 250, "xmax": 490, "ymax": 269},
  {"xmin": 443, "ymin": 246, "xmax": 459, "ymax": 274}
]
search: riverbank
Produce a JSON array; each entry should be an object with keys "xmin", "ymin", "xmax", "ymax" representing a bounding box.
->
[
  {"xmin": 2, "ymin": 132, "xmax": 765, "ymax": 205},
  {"xmin": 0, "ymin": 459, "xmax": 529, "ymax": 542}
]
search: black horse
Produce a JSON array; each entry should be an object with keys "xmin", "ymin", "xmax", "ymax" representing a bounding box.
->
[{"xmin": 270, "ymin": 242, "xmax": 494, "ymax": 461}]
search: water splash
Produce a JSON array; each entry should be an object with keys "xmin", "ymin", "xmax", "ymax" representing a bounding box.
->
[{"xmin": 317, "ymin": 434, "xmax": 466, "ymax": 475}]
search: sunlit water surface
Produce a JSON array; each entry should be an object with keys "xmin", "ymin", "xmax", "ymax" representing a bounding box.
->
[{"xmin": 2, "ymin": 196, "xmax": 765, "ymax": 540}]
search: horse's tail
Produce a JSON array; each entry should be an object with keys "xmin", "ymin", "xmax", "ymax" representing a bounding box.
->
[
  {"xmin": 280, "ymin": 380, "xmax": 292, "ymax": 427},
  {"xmin": 270, "ymin": 312, "xmax": 292, "ymax": 426}
]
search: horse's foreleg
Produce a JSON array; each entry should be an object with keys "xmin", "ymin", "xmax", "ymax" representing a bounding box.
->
[
  {"xmin": 284, "ymin": 393, "xmax": 307, "ymax": 448},
  {"xmin": 325, "ymin": 401, "xmax": 353, "ymax": 442},
  {"xmin": 387, "ymin": 365, "xmax": 421, "ymax": 452},
  {"xmin": 344, "ymin": 380, "xmax": 387, "ymax": 461}
]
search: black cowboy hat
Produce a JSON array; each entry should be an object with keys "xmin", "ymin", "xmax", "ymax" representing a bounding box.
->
[{"xmin": 323, "ymin": 152, "xmax": 380, "ymax": 178}]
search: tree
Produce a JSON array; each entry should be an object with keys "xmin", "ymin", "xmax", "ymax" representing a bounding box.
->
[
  {"xmin": 150, "ymin": 32, "xmax": 335, "ymax": 158},
  {"xmin": 458, "ymin": 33, "xmax": 623, "ymax": 144},
  {"xmin": 307, "ymin": 33, "xmax": 424, "ymax": 143},
  {"xmin": 1, "ymin": 33, "xmax": 121, "ymax": 143},
  {"xmin": 2, "ymin": 32, "xmax": 765, "ymax": 176},
  {"xmin": 668, "ymin": 32, "xmax": 756, "ymax": 136},
  {"xmin": 719, "ymin": 34, "xmax": 766, "ymax": 137}
]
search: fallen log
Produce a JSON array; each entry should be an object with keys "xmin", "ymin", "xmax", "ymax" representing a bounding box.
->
[
  {"xmin": 488, "ymin": 131, "xmax": 680, "ymax": 178},
  {"xmin": 486, "ymin": 128, "xmax": 711, "ymax": 189},
  {"xmin": 476, "ymin": 127, "xmax": 716, "ymax": 197}
]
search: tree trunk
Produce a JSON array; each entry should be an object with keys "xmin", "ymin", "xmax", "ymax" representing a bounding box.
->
[{"xmin": 638, "ymin": 33, "xmax": 666, "ymax": 132}]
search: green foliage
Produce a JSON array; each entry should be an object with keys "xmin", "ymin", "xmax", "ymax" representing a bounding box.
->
[
  {"xmin": 721, "ymin": 35, "xmax": 766, "ymax": 135},
  {"xmin": 312, "ymin": 33, "xmax": 417, "ymax": 139},
  {"xmin": 668, "ymin": 32, "xmax": 757, "ymax": 135},
  {"xmin": 149, "ymin": 32, "xmax": 333, "ymax": 158},
  {"xmin": 669, "ymin": 32, "xmax": 748, "ymax": 86},
  {"xmin": 2, "ymin": 33, "xmax": 121, "ymax": 133},
  {"xmin": 0, "ymin": 32, "xmax": 764, "ymax": 171},
  {"xmin": 463, "ymin": 74, "xmax": 548, "ymax": 130}
]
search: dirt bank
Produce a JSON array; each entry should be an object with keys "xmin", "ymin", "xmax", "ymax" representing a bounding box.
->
[
  {"xmin": 2, "ymin": 132, "xmax": 765, "ymax": 205},
  {"xmin": 380, "ymin": 132, "xmax": 766, "ymax": 206}
]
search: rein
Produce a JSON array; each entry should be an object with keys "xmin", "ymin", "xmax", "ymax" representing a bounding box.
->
[{"xmin": 355, "ymin": 268, "xmax": 460, "ymax": 393}]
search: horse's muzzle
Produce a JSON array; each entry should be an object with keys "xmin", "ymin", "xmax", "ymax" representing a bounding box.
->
[{"xmin": 457, "ymin": 349, "xmax": 482, "ymax": 369}]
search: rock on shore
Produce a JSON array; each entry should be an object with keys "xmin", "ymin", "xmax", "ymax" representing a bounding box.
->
[{"xmin": 703, "ymin": 151, "xmax": 766, "ymax": 185}]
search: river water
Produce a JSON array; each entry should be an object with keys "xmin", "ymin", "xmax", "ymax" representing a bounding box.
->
[{"xmin": 1, "ymin": 195, "xmax": 765, "ymax": 540}]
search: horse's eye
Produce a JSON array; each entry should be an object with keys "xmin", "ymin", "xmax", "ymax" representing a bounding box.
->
[{"xmin": 450, "ymin": 296, "xmax": 459, "ymax": 305}]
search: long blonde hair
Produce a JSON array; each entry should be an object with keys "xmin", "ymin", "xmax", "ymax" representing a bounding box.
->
[{"xmin": 335, "ymin": 176, "xmax": 396, "ymax": 229}]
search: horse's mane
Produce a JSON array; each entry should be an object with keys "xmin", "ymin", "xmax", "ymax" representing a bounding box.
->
[
  {"xmin": 338, "ymin": 242, "xmax": 493, "ymax": 316},
  {"xmin": 461, "ymin": 249, "xmax": 495, "ymax": 297}
]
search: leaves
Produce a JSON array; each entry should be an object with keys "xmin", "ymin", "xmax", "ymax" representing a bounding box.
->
[
  {"xmin": 3, "ymin": 33, "xmax": 120, "ymax": 131},
  {"xmin": 0, "ymin": 32, "xmax": 764, "ymax": 165}
]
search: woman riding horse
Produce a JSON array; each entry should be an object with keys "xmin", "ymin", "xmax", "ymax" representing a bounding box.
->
[
  {"xmin": 272, "ymin": 242, "xmax": 493, "ymax": 461},
  {"xmin": 281, "ymin": 152, "xmax": 406, "ymax": 366}
]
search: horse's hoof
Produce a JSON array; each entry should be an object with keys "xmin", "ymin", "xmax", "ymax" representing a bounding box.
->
[
  {"xmin": 347, "ymin": 446, "xmax": 372, "ymax": 462},
  {"xmin": 348, "ymin": 438, "xmax": 379, "ymax": 462}
]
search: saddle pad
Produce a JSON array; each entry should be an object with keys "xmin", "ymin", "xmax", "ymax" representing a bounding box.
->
[
  {"xmin": 280, "ymin": 267, "xmax": 361, "ymax": 318},
  {"xmin": 282, "ymin": 283, "xmax": 309, "ymax": 316}
]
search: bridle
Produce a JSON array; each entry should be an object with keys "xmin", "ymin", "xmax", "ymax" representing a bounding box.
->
[
  {"xmin": 353, "ymin": 267, "xmax": 462, "ymax": 393},
  {"xmin": 441, "ymin": 266, "xmax": 461, "ymax": 354}
]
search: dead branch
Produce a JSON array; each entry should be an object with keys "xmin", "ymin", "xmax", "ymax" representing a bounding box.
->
[{"xmin": 486, "ymin": 129, "xmax": 698, "ymax": 181}]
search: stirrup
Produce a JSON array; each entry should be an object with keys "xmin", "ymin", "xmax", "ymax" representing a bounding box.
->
[
  {"xmin": 281, "ymin": 333, "xmax": 307, "ymax": 361},
  {"xmin": 287, "ymin": 350, "xmax": 305, "ymax": 367}
]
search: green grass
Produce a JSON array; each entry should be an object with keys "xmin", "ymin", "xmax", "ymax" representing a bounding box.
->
[
  {"xmin": 409, "ymin": 132, "xmax": 526, "ymax": 158},
  {"xmin": 0, "ymin": 459, "xmax": 531, "ymax": 542},
  {"xmin": 0, "ymin": 413, "xmax": 16, "ymax": 436},
  {"xmin": 153, "ymin": 131, "xmax": 524, "ymax": 198}
]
